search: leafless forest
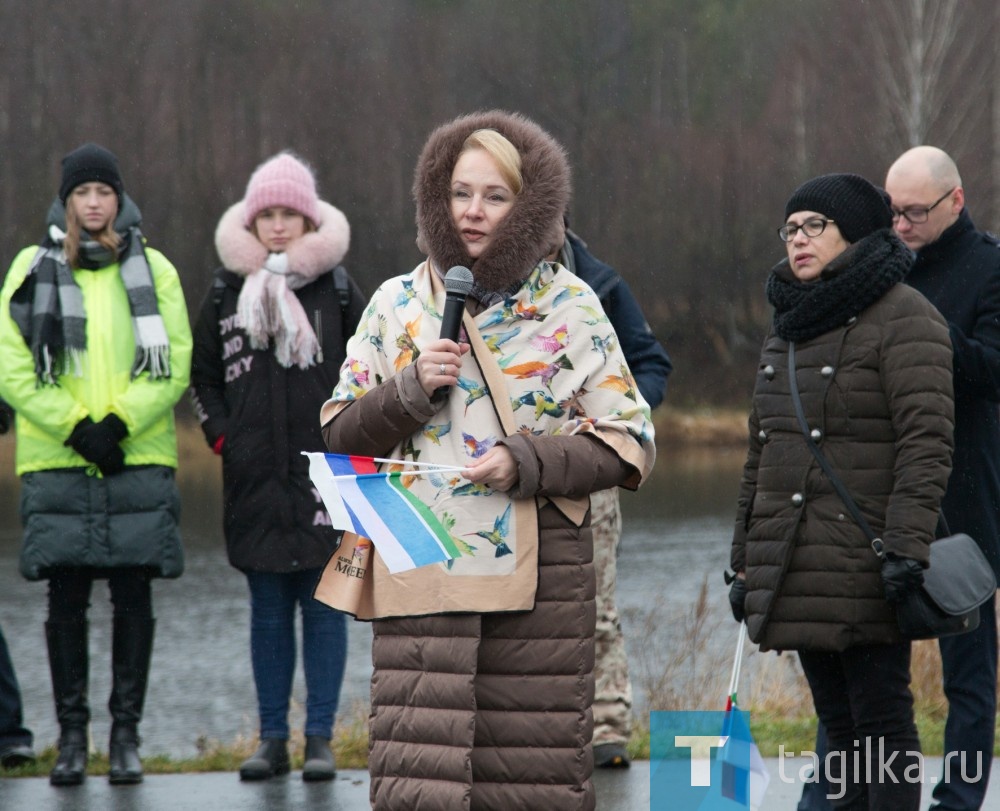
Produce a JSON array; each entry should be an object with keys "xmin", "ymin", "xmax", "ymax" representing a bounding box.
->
[{"xmin": 1, "ymin": 0, "xmax": 998, "ymax": 405}]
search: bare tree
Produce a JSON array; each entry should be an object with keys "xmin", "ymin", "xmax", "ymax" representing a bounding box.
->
[{"xmin": 866, "ymin": 0, "xmax": 991, "ymax": 151}]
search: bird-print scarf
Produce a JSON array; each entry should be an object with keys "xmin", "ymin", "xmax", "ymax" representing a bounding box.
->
[{"xmin": 328, "ymin": 259, "xmax": 654, "ymax": 587}]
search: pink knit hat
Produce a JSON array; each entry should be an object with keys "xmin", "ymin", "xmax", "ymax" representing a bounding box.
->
[{"xmin": 242, "ymin": 152, "xmax": 321, "ymax": 227}]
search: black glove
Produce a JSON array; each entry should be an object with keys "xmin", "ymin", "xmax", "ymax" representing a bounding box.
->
[
  {"xmin": 64, "ymin": 414, "xmax": 128, "ymax": 476},
  {"xmin": 727, "ymin": 573, "xmax": 748, "ymax": 623},
  {"xmin": 0, "ymin": 401, "xmax": 11, "ymax": 435},
  {"xmin": 881, "ymin": 554, "xmax": 924, "ymax": 604}
]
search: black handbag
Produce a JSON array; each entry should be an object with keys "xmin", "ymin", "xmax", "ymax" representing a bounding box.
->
[
  {"xmin": 787, "ymin": 342, "xmax": 996, "ymax": 640},
  {"xmin": 894, "ymin": 532, "xmax": 994, "ymax": 638}
]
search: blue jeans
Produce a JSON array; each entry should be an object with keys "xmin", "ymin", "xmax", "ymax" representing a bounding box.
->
[
  {"xmin": 0, "ymin": 623, "xmax": 32, "ymax": 749},
  {"xmin": 245, "ymin": 568, "xmax": 347, "ymax": 740},
  {"xmin": 932, "ymin": 594, "xmax": 997, "ymax": 810}
]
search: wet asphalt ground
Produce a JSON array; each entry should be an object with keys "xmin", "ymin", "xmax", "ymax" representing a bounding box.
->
[{"xmin": 3, "ymin": 757, "xmax": 999, "ymax": 810}]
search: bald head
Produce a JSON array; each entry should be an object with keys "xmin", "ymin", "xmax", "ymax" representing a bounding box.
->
[
  {"xmin": 887, "ymin": 146, "xmax": 962, "ymax": 192},
  {"xmin": 885, "ymin": 146, "xmax": 964, "ymax": 250}
]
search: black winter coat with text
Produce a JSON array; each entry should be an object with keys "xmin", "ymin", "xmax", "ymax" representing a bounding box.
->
[
  {"xmin": 905, "ymin": 209, "xmax": 1000, "ymax": 578},
  {"xmin": 190, "ymin": 268, "xmax": 366, "ymax": 572},
  {"xmin": 732, "ymin": 234, "xmax": 954, "ymax": 652}
]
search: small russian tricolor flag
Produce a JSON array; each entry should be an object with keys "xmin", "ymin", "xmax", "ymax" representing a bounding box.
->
[{"xmin": 306, "ymin": 453, "xmax": 463, "ymax": 574}]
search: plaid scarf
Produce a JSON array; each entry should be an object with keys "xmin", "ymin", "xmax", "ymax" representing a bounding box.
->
[{"xmin": 9, "ymin": 196, "xmax": 171, "ymax": 385}]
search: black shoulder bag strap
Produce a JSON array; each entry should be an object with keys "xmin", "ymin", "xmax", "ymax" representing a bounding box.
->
[
  {"xmin": 211, "ymin": 271, "xmax": 227, "ymax": 309},
  {"xmin": 787, "ymin": 341, "xmax": 885, "ymax": 560},
  {"xmin": 333, "ymin": 265, "xmax": 353, "ymax": 346}
]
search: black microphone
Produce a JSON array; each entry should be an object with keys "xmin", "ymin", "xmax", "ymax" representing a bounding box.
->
[
  {"xmin": 440, "ymin": 266, "xmax": 474, "ymax": 343},
  {"xmin": 435, "ymin": 266, "xmax": 474, "ymax": 396}
]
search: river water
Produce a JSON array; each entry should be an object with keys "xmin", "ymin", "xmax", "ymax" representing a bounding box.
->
[{"xmin": 0, "ymin": 431, "xmax": 748, "ymax": 758}]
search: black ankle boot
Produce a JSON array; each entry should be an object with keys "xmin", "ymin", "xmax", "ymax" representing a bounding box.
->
[
  {"xmin": 45, "ymin": 620, "xmax": 90, "ymax": 787},
  {"xmin": 239, "ymin": 739, "xmax": 290, "ymax": 781},
  {"xmin": 109, "ymin": 723, "xmax": 143, "ymax": 785},
  {"xmin": 302, "ymin": 736, "xmax": 336, "ymax": 781},
  {"xmin": 50, "ymin": 727, "xmax": 87, "ymax": 787}
]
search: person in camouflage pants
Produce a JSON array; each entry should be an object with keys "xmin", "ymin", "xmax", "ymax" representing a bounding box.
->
[
  {"xmin": 590, "ymin": 487, "xmax": 631, "ymax": 759},
  {"xmin": 556, "ymin": 224, "xmax": 672, "ymax": 767}
]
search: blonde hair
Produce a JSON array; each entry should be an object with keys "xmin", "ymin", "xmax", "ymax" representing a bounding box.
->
[
  {"xmin": 64, "ymin": 201, "xmax": 120, "ymax": 269},
  {"xmin": 461, "ymin": 129, "xmax": 523, "ymax": 195}
]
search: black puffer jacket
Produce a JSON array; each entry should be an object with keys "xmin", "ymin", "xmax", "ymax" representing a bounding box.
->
[
  {"xmin": 732, "ymin": 232, "xmax": 955, "ymax": 652},
  {"xmin": 190, "ymin": 266, "xmax": 365, "ymax": 573}
]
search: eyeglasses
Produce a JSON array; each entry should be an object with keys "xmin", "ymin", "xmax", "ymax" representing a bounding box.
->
[
  {"xmin": 777, "ymin": 217, "xmax": 835, "ymax": 243},
  {"xmin": 890, "ymin": 188, "xmax": 954, "ymax": 224}
]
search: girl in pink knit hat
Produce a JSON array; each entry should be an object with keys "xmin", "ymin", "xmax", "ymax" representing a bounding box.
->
[{"xmin": 189, "ymin": 151, "xmax": 365, "ymax": 782}]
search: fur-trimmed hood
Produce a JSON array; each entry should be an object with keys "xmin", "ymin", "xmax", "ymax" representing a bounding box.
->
[
  {"xmin": 413, "ymin": 110, "xmax": 571, "ymax": 293},
  {"xmin": 214, "ymin": 199, "xmax": 350, "ymax": 289}
]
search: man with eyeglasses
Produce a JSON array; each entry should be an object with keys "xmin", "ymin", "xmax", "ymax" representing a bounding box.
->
[{"xmin": 888, "ymin": 146, "xmax": 1000, "ymax": 811}]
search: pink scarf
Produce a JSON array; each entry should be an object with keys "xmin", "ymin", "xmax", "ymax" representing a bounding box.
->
[{"xmin": 214, "ymin": 200, "xmax": 350, "ymax": 368}]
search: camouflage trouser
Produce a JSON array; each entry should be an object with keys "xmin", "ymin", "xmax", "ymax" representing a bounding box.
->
[{"xmin": 590, "ymin": 487, "xmax": 633, "ymax": 746}]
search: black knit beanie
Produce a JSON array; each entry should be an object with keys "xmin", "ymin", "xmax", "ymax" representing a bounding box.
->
[
  {"xmin": 784, "ymin": 173, "xmax": 892, "ymax": 243},
  {"xmin": 59, "ymin": 143, "xmax": 124, "ymax": 204}
]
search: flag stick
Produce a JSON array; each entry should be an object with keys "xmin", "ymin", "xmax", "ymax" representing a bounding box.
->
[
  {"xmin": 302, "ymin": 452, "xmax": 468, "ymax": 474},
  {"xmin": 332, "ymin": 469, "xmax": 467, "ymax": 480},
  {"xmin": 371, "ymin": 456, "xmax": 468, "ymax": 471},
  {"xmin": 726, "ymin": 621, "xmax": 747, "ymax": 711}
]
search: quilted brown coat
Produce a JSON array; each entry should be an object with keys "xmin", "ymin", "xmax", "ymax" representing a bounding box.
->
[
  {"xmin": 365, "ymin": 500, "xmax": 599, "ymax": 810},
  {"xmin": 732, "ymin": 281, "xmax": 954, "ymax": 652}
]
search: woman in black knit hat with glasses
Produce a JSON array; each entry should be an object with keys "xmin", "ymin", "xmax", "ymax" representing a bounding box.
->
[
  {"xmin": 0, "ymin": 143, "xmax": 191, "ymax": 787},
  {"xmin": 728, "ymin": 174, "xmax": 954, "ymax": 809}
]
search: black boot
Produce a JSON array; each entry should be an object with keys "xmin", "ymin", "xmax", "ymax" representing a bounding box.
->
[
  {"xmin": 302, "ymin": 736, "xmax": 336, "ymax": 781},
  {"xmin": 109, "ymin": 723, "xmax": 143, "ymax": 785},
  {"xmin": 108, "ymin": 615, "xmax": 154, "ymax": 785},
  {"xmin": 45, "ymin": 620, "xmax": 90, "ymax": 787},
  {"xmin": 239, "ymin": 739, "xmax": 290, "ymax": 781},
  {"xmin": 50, "ymin": 728, "xmax": 88, "ymax": 787}
]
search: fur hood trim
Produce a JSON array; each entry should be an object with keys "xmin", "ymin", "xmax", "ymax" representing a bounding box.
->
[
  {"xmin": 215, "ymin": 199, "xmax": 350, "ymax": 288},
  {"xmin": 413, "ymin": 110, "xmax": 571, "ymax": 293}
]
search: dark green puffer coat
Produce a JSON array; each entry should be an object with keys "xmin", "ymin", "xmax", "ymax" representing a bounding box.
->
[
  {"xmin": 19, "ymin": 466, "xmax": 183, "ymax": 580},
  {"xmin": 732, "ymin": 282, "xmax": 954, "ymax": 652}
]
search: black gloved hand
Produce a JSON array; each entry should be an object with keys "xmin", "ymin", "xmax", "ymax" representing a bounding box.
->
[
  {"xmin": 881, "ymin": 554, "xmax": 925, "ymax": 604},
  {"xmin": 0, "ymin": 400, "xmax": 12, "ymax": 435},
  {"xmin": 64, "ymin": 414, "xmax": 128, "ymax": 476},
  {"xmin": 727, "ymin": 574, "xmax": 748, "ymax": 623}
]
